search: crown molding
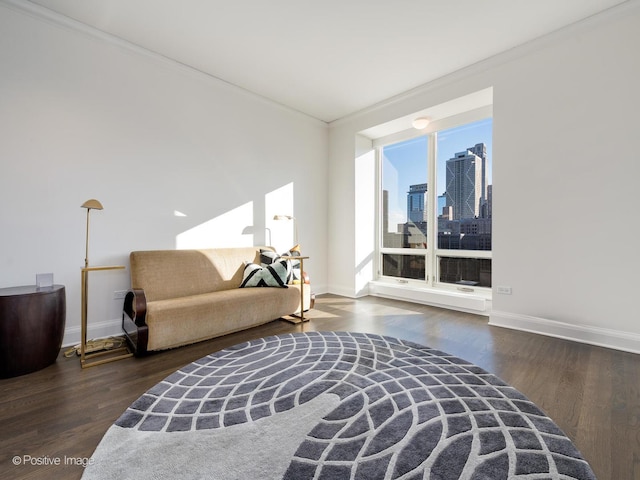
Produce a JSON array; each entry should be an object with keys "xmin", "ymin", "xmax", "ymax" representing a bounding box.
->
[
  {"xmin": 330, "ymin": 0, "xmax": 639, "ymax": 128},
  {"xmin": 0, "ymin": 0, "xmax": 328, "ymax": 127}
]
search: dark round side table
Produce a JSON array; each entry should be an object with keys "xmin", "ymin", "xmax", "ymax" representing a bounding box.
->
[{"xmin": 0, "ymin": 285, "xmax": 66, "ymax": 378}]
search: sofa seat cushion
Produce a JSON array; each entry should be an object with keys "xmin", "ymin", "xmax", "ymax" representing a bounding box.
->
[{"xmin": 145, "ymin": 286, "xmax": 303, "ymax": 351}]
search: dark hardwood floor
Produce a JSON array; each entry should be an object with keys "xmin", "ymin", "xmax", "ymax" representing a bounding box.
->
[{"xmin": 1, "ymin": 294, "xmax": 638, "ymax": 479}]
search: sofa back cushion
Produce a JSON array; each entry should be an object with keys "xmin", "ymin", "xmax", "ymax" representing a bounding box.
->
[{"xmin": 130, "ymin": 247, "xmax": 270, "ymax": 302}]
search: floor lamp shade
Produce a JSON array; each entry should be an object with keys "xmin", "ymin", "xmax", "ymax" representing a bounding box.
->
[{"xmin": 81, "ymin": 199, "xmax": 104, "ymax": 268}]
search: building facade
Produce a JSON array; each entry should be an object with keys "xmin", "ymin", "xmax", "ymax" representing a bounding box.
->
[
  {"xmin": 445, "ymin": 143, "xmax": 488, "ymax": 220},
  {"xmin": 407, "ymin": 183, "xmax": 428, "ymax": 223}
]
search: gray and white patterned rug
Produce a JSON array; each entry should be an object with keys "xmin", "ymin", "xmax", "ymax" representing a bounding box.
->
[{"xmin": 83, "ymin": 332, "xmax": 596, "ymax": 479}]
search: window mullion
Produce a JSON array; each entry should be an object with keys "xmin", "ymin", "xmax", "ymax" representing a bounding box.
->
[
  {"xmin": 426, "ymin": 132, "xmax": 437, "ymax": 286},
  {"xmin": 375, "ymin": 147, "xmax": 382, "ymax": 277}
]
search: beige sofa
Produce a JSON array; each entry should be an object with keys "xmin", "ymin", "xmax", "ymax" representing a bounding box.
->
[{"xmin": 122, "ymin": 246, "xmax": 310, "ymax": 355}]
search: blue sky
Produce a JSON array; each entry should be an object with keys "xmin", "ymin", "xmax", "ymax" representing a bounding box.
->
[{"xmin": 382, "ymin": 118, "xmax": 492, "ymax": 226}]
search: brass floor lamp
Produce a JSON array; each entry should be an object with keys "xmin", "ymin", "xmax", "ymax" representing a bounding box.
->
[{"xmin": 80, "ymin": 199, "xmax": 131, "ymax": 368}]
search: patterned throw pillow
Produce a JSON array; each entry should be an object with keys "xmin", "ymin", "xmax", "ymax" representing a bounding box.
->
[
  {"xmin": 260, "ymin": 245, "xmax": 301, "ymax": 282},
  {"xmin": 259, "ymin": 249, "xmax": 280, "ymax": 265},
  {"xmin": 239, "ymin": 259, "xmax": 290, "ymax": 288}
]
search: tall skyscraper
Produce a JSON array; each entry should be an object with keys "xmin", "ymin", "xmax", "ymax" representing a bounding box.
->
[
  {"xmin": 469, "ymin": 143, "xmax": 488, "ymax": 208},
  {"xmin": 445, "ymin": 143, "xmax": 488, "ymax": 220},
  {"xmin": 437, "ymin": 193, "xmax": 447, "ymax": 217},
  {"xmin": 407, "ymin": 183, "xmax": 428, "ymax": 223}
]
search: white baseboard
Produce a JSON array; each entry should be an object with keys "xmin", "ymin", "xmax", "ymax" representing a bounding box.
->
[
  {"xmin": 62, "ymin": 318, "xmax": 123, "ymax": 348},
  {"xmin": 309, "ymin": 284, "xmax": 329, "ymax": 296},
  {"xmin": 490, "ymin": 310, "xmax": 640, "ymax": 354},
  {"xmin": 326, "ymin": 286, "xmax": 360, "ymax": 298}
]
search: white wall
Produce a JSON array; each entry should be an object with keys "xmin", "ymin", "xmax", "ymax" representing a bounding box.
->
[
  {"xmin": 489, "ymin": 3, "xmax": 640, "ymax": 352},
  {"xmin": 328, "ymin": 2, "xmax": 640, "ymax": 352},
  {"xmin": 0, "ymin": 2, "xmax": 328, "ymax": 345}
]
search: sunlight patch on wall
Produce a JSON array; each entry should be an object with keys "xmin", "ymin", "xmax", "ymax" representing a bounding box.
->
[
  {"xmin": 266, "ymin": 182, "xmax": 295, "ymax": 251},
  {"xmin": 354, "ymin": 141, "xmax": 376, "ymax": 296},
  {"xmin": 176, "ymin": 202, "xmax": 254, "ymax": 249}
]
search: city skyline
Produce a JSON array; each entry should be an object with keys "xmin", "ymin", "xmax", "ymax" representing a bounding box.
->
[
  {"xmin": 386, "ymin": 141, "xmax": 492, "ymax": 252},
  {"xmin": 382, "ymin": 118, "xmax": 492, "ymax": 230}
]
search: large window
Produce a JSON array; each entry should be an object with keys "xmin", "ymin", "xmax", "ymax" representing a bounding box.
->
[{"xmin": 379, "ymin": 117, "xmax": 492, "ymax": 290}]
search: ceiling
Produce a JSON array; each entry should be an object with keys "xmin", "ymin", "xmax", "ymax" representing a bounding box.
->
[{"xmin": 26, "ymin": 0, "xmax": 629, "ymax": 123}]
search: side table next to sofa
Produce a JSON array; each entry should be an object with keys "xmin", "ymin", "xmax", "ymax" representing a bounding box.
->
[{"xmin": 0, "ymin": 285, "xmax": 66, "ymax": 378}]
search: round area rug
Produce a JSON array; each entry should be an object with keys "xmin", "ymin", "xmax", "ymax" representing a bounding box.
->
[{"xmin": 83, "ymin": 332, "xmax": 596, "ymax": 480}]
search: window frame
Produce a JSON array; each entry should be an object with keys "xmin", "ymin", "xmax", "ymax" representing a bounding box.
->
[{"xmin": 374, "ymin": 106, "xmax": 493, "ymax": 294}]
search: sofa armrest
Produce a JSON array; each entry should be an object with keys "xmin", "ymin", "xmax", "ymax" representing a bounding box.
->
[
  {"xmin": 124, "ymin": 289, "xmax": 147, "ymax": 325},
  {"xmin": 122, "ymin": 289, "xmax": 149, "ymax": 356}
]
